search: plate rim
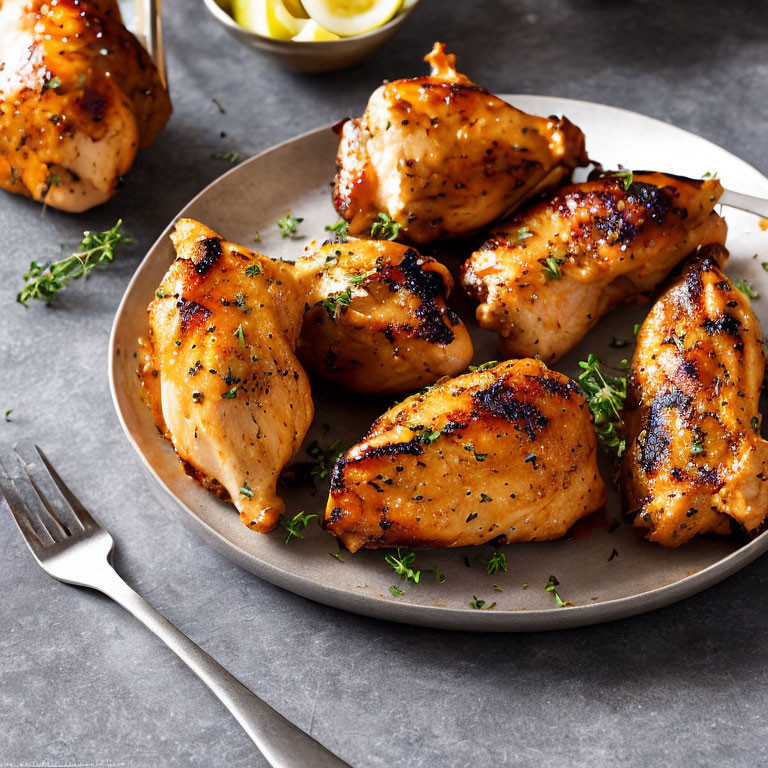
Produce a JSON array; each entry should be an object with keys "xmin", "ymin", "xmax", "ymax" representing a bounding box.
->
[{"xmin": 109, "ymin": 95, "xmax": 768, "ymax": 632}]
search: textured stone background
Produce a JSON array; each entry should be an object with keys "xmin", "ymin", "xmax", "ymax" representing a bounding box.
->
[{"xmin": 2, "ymin": 1, "xmax": 768, "ymax": 766}]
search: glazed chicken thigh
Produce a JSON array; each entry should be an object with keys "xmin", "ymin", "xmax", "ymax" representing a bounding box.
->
[
  {"xmin": 621, "ymin": 246, "xmax": 768, "ymax": 546},
  {"xmin": 294, "ymin": 238, "xmax": 473, "ymax": 395},
  {"xmin": 461, "ymin": 173, "xmax": 726, "ymax": 363},
  {"xmin": 0, "ymin": 0, "xmax": 171, "ymax": 212},
  {"xmin": 324, "ymin": 358, "xmax": 606, "ymax": 552},
  {"xmin": 138, "ymin": 219, "xmax": 313, "ymax": 533},
  {"xmin": 333, "ymin": 42, "xmax": 587, "ymax": 244}
]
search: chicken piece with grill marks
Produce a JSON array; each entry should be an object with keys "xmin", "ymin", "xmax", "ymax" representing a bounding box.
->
[
  {"xmin": 323, "ymin": 358, "xmax": 606, "ymax": 552},
  {"xmin": 138, "ymin": 219, "xmax": 313, "ymax": 533},
  {"xmin": 293, "ymin": 238, "xmax": 473, "ymax": 395},
  {"xmin": 0, "ymin": 0, "xmax": 171, "ymax": 212},
  {"xmin": 621, "ymin": 245, "xmax": 768, "ymax": 546},
  {"xmin": 332, "ymin": 42, "xmax": 587, "ymax": 245},
  {"xmin": 461, "ymin": 172, "xmax": 727, "ymax": 364}
]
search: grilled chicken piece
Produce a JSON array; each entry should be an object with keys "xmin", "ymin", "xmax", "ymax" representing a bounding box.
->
[
  {"xmin": 621, "ymin": 246, "xmax": 768, "ymax": 546},
  {"xmin": 333, "ymin": 42, "xmax": 587, "ymax": 245},
  {"xmin": 461, "ymin": 173, "xmax": 727, "ymax": 363},
  {"xmin": 323, "ymin": 358, "xmax": 606, "ymax": 552},
  {"xmin": 294, "ymin": 238, "xmax": 473, "ymax": 395},
  {"xmin": 138, "ymin": 219, "xmax": 313, "ymax": 533},
  {"xmin": 0, "ymin": 0, "xmax": 171, "ymax": 212}
]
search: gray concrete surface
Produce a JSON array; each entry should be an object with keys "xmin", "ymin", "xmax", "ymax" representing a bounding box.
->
[{"xmin": 1, "ymin": 1, "xmax": 768, "ymax": 765}]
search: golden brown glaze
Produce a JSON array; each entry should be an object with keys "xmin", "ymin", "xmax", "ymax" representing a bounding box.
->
[
  {"xmin": 0, "ymin": 0, "xmax": 171, "ymax": 211},
  {"xmin": 324, "ymin": 359, "xmax": 606, "ymax": 552},
  {"xmin": 461, "ymin": 173, "xmax": 727, "ymax": 363},
  {"xmin": 333, "ymin": 42, "xmax": 587, "ymax": 245},
  {"xmin": 138, "ymin": 219, "xmax": 313, "ymax": 533},
  {"xmin": 294, "ymin": 238, "xmax": 473, "ymax": 395},
  {"xmin": 621, "ymin": 246, "xmax": 768, "ymax": 546}
]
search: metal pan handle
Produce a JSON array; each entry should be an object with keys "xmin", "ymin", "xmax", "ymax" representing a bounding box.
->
[{"xmin": 132, "ymin": 0, "xmax": 167, "ymax": 88}]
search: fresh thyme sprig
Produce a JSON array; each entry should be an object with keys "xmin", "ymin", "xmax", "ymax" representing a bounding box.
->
[
  {"xmin": 545, "ymin": 575, "xmax": 573, "ymax": 607},
  {"xmin": 542, "ymin": 256, "xmax": 565, "ymax": 282},
  {"xmin": 470, "ymin": 596, "xmax": 496, "ymax": 610},
  {"xmin": 484, "ymin": 550, "xmax": 507, "ymax": 575},
  {"xmin": 577, "ymin": 353, "xmax": 628, "ymax": 457},
  {"xmin": 468, "ymin": 360, "xmax": 498, "ymax": 372},
  {"xmin": 370, "ymin": 212, "xmax": 401, "ymax": 241},
  {"xmin": 307, "ymin": 439, "xmax": 345, "ymax": 485},
  {"xmin": 325, "ymin": 219, "xmax": 350, "ymax": 243},
  {"xmin": 736, "ymin": 278, "xmax": 758, "ymax": 300},
  {"xmin": 17, "ymin": 221, "xmax": 130, "ymax": 305},
  {"xmin": 385, "ymin": 548, "xmax": 420, "ymax": 583},
  {"xmin": 283, "ymin": 511, "xmax": 317, "ymax": 543},
  {"xmin": 321, "ymin": 270, "xmax": 374, "ymax": 318},
  {"xmin": 278, "ymin": 212, "xmax": 303, "ymax": 239}
]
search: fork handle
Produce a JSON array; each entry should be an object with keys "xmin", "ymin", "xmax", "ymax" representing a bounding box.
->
[
  {"xmin": 720, "ymin": 188, "xmax": 768, "ymax": 219},
  {"xmin": 93, "ymin": 564, "xmax": 350, "ymax": 768}
]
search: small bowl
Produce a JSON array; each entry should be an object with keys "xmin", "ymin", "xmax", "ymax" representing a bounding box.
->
[{"xmin": 202, "ymin": 0, "xmax": 416, "ymax": 73}]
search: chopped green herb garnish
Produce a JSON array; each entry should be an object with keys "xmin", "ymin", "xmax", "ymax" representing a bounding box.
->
[
  {"xmin": 278, "ymin": 212, "xmax": 303, "ymax": 238},
  {"xmin": 690, "ymin": 441, "xmax": 705, "ymax": 455},
  {"xmin": 613, "ymin": 169, "xmax": 634, "ymax": 191},
  {"xmin": 468, "ymin": 360, "xmax": 498, "ymax": 372},
  {"xmin": 155, "ymin": 289, "xmax": 170, "ymax": 298},
  {"xmin": 213, "ymin": 150, "xmax": 240, "ymax": 164},
  {"xmin": 389, "ymin": 585, "xmax": 405, "ymax": 597},
  {"xmin": 239, "ymin": 482, "xmax": 254, "ymax": 498},
  {"xmin": 762, "ymin": 263, "xmax": 768, "ymax": 273},
  {"xmin": 578, "ymin": 353, "xmax": 627, "ymax": 457},
  {"xmin": 432, "ymin": 564, "xmax": 446, "ymax": 583},
  {"xmin": 325, "ymin": 219, "xmax": 350, "ymax": 242},
  {"xmin": 492, "ymin": 584, "xmax": 503, "ymax": 592},
  {"xmin": 484, "ymin": 550, "xmax": 507, "ymax": 575},
  {"xmin": 329, "ymin": 552, "xmax": 345, "ymax": 562},
  {"xmin": 233, "ymin": 292, "xmax": 252, "ymax": 312},
  {"xmin": 385, "ymin": 548, "xmax": 420, "ymax": 583},
  {"xmin": 245, "ymin": 263, "xmax": 263, "ymax": 277},
  {"xmin": 4, "ymin": 409, "xmax": 12, "ymax": 422},
  {"xmin": 542, "ymin": 256, "xmax": 565, "ymax": 282},
  {"xmin": 736, "ymin": 278, "xmax": 758, "ymax": 299},
  {"xmin": 370, "ymin": 212, "xmax": 401, "ymax": 241},
  {"xmin": 17, "ymin": 221, "xmax": 130, "ymax": 305},
  {"xmin": 44, "ymin": 75, "xmax": 62, "ymax": 91},
  {"xmin": 470, "ymin": 596, "xmax": 496, "ymax": 610},
  {"xmin": 633, "ymin": 323, "xmax": 641, "ymax": 337},
  {"xmin": 463, "ymin": 443, "xmax": 487, "ymax": 462},
  {"xmin": 751, "ymin": 416, "xmax": 761, "ymax": 433},
  {"xmin": 521, "ymin": 583, "xmax": 528, "ymax": 590},
  {"xmin": 701, "ymin": 171, "xmax": 719, "ymax": 179},
  {"xmin": 234, "ymin": 323, "xmax": 245, "ymax": 347},
  {"xmin": 545, "ymin": 575, "xmax": 573, "ymax": 607},
  {"xmin": 514, "ymin": 226, "xmax": 534, "ymax": 243},
  {"xmin": 221, "ymin": 386, "xmax": 238, "ymax": 399},
  {"xmin": 307, "ymin": 439, "xmax": 344, "ymax": 484},
  {"xmin": 283, "ymin": 511, "xmax": 317, "ymax": 543},
  {"xmin": 253, "ymin": 231, "xmax": 262, "ymax": 243}
]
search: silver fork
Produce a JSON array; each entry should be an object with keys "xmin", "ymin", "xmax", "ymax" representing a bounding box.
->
[{"xmin": 0, "ymin": 442, "xmax": 350, "ymax": 768}]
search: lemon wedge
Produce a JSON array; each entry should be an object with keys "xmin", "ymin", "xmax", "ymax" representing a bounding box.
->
[
  {"xmin": 232, "ymin": 0, "xmax": 305, "ymax": 39},
  {"xmin": 282, "ymin": 0, "xmax": 309, "ymax": 18},
  {"xmin": 292, "ymin": 18, "xmax": 340, "ymax": 40},
  {"xmin": 300, "ymin": 0, "xmax": 402, "ymax": 37}
]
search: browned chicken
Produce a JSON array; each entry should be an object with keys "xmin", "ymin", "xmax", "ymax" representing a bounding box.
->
[
  {"xmin": 621, "ymin": 245, "xmax": 768, "ymax": 546},
  {"xmin": 294, "ymin": 238, "xmax": 473, "ymax": 395},
  {"xmin": 323, "ymin": 358, "xmax": 606, "ymax": 552},
  {"xmin": 138, "ymin": 219, "xmax": 313, "ymax": 533},
  {"xmin": 0, "ymin": 0, "xmax": 171, "ymax": 212},
  {"xmin": 461, "ymin": 172, "xmax": 727, "ymax": 363},
  {"xmin": 332, "ymin": 42, "xmax": 587, "ymax": 245}
]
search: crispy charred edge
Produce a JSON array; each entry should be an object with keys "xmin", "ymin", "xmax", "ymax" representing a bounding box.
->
[
  {"xmin": 377, "ymin": 248, "xmax": 457, "ymax": 345},
  {"xmin": 177, "ymin": 298, "xmax": 212, "ymax": 334},
  {"xmin": 327, "ymin": 369, "xmax": 577, "ymax": 510},
  {"xmin": 191, "ymin": 237, "xmax": 223, "ymax": 275},
  {"xmin": 484, "ymin": 173, "xmax": 704, "ymax": 253}
]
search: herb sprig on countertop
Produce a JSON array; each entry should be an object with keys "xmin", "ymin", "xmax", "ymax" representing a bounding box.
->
[
  {"xmin": 577, "ymin": 353, "xmax": 628, "ymax": 457},
  {"xmin": 17, "ymin": 221, "xmax": 130, "ymax": 305}
]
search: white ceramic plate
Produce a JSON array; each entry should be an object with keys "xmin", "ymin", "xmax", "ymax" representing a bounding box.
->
[{"xmin": 110, "ymin": 96, "xmax": 768, "ymax": 631}]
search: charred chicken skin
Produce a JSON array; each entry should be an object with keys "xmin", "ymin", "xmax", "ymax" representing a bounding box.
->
[
  {"xmin": 332, "ymin": 42, "xmax": 588, "ymax": 245},
  {"xmin": 461, "ymin": 172, "xmax": 727, "ymax": 363},
  {"xmin": 323, "ymin": 358, "xmax": 606, "ymax": 552},
  {"xmin": 294, "ymin": 238, "xmax": 473, "ymax": 395},
  {"xmin": 621, "ymin": 246, "xmax": 768, "ymax": 546},
  {"xmin": 138, "ymin": 219, "xmax": 313, "ymax": 533},
  {"xmin": 0, "ymin": 0, "xmax": 171, "ymax": 212}
]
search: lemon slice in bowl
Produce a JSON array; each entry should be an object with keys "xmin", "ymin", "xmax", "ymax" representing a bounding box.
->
[
  {"xmin": 300, "ymin": 0, "xmax": 402, "ymax": 37},
  {"xmin": 232, "ymin": 0, "xmax": 305, "ymax": 39},
  {"xmin": 292, "ymin": 19, "xmax": 341, "ymax": 40},
  {"xmin": 282, "ymin": 0, "xmax": 310, "ymax": 17}
]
